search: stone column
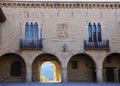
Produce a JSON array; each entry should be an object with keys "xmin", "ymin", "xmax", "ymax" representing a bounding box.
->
[
  {"xmin": 115, "ymin": 68, "xmax": 119, "ymax": 82},
  {"xmin": 62, "ymin": 67, "xmax": 68, "ymax": 82},
  {"xmin": 96, "ymin": 66, "xmax": 103, "ymax": 82},
  {"xmin": 26, "ymin": 66, "xmax": 32, "ymax": 82}
]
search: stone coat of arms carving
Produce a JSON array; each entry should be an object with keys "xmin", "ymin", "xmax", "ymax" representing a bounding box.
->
[{"xmin": 57, "ymin": 24, "xmax": 68, "ymax": 38}]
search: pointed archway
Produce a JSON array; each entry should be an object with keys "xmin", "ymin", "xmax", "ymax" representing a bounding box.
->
[
  {"xmin": 67, "ymin": 53, "xmax": 96, "ymax": 82},
  {"xmin": 32, "ymin": 53, "xmax": 61, "ymax": 82},
  {"xmin": 103, "ymin": 53, "xmax": 120, "ymax": 82},
  {"xmin": 0, "ymin": 53, "xmax": 26, "ymax": 82}
]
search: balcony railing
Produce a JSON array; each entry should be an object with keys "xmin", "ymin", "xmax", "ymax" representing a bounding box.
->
[
  {"xmin": 20, "ymin": 39, "xmax": 42, "ymax": 50},
  {"xmin": 84, "ymin": 40, "xmax": 109, "ymax": 50}
]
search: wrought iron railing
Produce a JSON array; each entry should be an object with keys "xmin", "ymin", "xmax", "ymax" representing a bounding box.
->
[
  {"xmin": 84, "ymin": 40, "xmax": 109, "ymax": 50},
  {"xmin": 20, "ymin": 39, "xmax": 42, "ymax": 50}
]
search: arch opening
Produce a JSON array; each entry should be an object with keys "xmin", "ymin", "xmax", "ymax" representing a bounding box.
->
[
  {"xmin": 103, "ymin": 53, "xmax": 120, "ymax": 82},
  {"xmin": 40, "ymin": 62, "xmax": 54, "ymax": 82},
  {"xmin": 67, "ymin": 54, "xmax": 96, "ymax": 82},
  {"xmin": 32, "ymin": 54, "xmax": 61, "ymax": 82},
  {"xmin": 0, "ymin": 53, "xmax": 26, "ymax": 82},
  {"xmin": 11, "ymin": 61, "xmax": 22, "ymax": 76}
]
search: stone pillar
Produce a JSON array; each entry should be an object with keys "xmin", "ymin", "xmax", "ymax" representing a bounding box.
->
[
  {"xmin": 96, "ymin": 66, "xmax": 103, "ymax": 83},
  {"xmin": 26, "ymin": 66, "xmax": 32, "ymax": 82},
  {"xmin": 115, "ymin": 68, "xmax": 119, "ymax": 82},
  {"xmin": 62, "ymin": 67, "xmax": 68, "ymax": 82}
]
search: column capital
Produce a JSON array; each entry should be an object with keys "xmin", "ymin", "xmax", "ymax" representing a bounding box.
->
[
  {"xmin": 62, "ymin": 67, "xmax": 67, "ymax": 71},
  {"xmin": 96, "ymin": 67, "xmax": 103, "ymax": 70}
]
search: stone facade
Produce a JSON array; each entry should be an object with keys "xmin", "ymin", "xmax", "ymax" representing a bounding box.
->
[{"xmin": 0, "ymin": 1, "xmax": 120, "ymax": 83}]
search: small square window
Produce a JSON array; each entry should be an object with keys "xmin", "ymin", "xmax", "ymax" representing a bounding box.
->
[{"xmin": 71, "ymin": 61, "xmax": 78, "ymax": 69}]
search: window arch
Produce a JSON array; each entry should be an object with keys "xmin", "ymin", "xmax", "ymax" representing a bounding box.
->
[
  {"xmin": 93, "ymin": 23, "xmax": 97, "ymax": 42},
  {"xmin": 25, "ymin": 22, "xmax": 30, "ymax": 40},
  {"xmin": 33, "ymin": 22, "xmax": 38, "ymax": 41},
  {"xmin": 10, "ymin": 61, "xmax": 22, "ymax": 76},
  {"xmin": 97, "ymin": 23, "xmax": 102, "ymax": 42},
  {"xmin": 30, "ymin": 23, "xmax": 33, "ymax": 41},
  {"xmin": 88, "ymin": 23, "xmax": 92, "ymax": 42},
  {"xmin": 25, "ymin": 22, "xmax": 39, "ymax": 41}
]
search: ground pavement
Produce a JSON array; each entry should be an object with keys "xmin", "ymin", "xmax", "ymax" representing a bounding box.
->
[{"xmin": 0, "ymin": 82, "xmax": 120, "ymax": 86}]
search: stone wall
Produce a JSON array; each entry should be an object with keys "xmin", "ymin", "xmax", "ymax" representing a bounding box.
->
[{"xmin": 0, "ymin": 1, "xmax": 120, "ymax": 82}]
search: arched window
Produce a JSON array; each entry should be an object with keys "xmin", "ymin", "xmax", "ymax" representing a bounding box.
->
[
  {"xmin": 25, "ymin": 22, "xmax": 30, "ymax": 40},
  {"xmin": 30, "ymin": 23, "xmax": 33, "ymax": 41},
  {"xmin": 88, "ymin": 23, "xmax": 92, "ymax": 42},
  {"xmin": 10, "ymin": 61, "xmax": 22, "ymax": 76},
  {"xmin": 25, "ymin": 22, "xmax": 39, "ymax": 41},
  {"xmin": 33, "ymin": 22, "xmax": 38, "ymax": 41},
  {"xmin": 93, "ymin": 23, "xmax": 97, "ymax": 42},
  {"xmin": 97, "ymin": 23, "xmax": 102, "ymax": 42}
]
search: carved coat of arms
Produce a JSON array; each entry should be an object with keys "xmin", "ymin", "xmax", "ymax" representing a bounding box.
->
[{"xmin": 57, "ymin": 24, "xmax": 68, "ymax": 38}]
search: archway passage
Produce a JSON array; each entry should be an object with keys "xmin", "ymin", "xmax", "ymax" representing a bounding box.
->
[
  {"xmin": 67, "ymin": 54, "xmax": 96, "ymax": 82},
  {"xmin": 0, "ymin": 53, "xmax": 26, "ymax": 82},
  {"xmin": 32, "ymin": 54, "xmax": 61, "ymax": 82},
  {"xmin": 103, "ymin": 53, "xmax": 120, "ymax": 82},
  {"xmin": 40, "ymin": 61, "xmax": 54, "ymax": 82}
]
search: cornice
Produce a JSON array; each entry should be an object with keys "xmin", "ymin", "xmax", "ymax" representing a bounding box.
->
[{"xmin": 0, "ymin": 1, "xmax": 120, "ymax": 9}]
